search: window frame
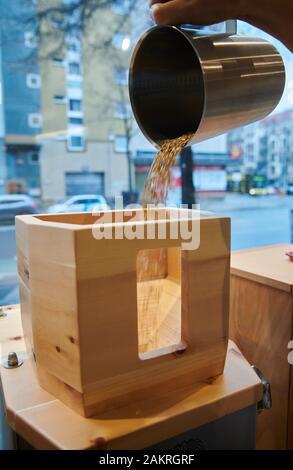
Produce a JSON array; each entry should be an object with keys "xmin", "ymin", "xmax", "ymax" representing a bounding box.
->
[
  {"xmin": 114, "ymin": 135, "xmax": 127, "ymax": 153},
  {"xmin": 24, "ymin": 31, "xmax": 38, "ymax": 49},
  {"xmin": 69, "ymin": 98, "xmax": 82, "ymax": 112},
  {"xmin": 67, "ymin": 134, "xmax": 85, "ymax": 152},
  {"xmin": 28, "ymin": 113, "xmax": 43, "ymax": 129},
  {"xmin": 68, "ymin": 62, "xmax": 81, "ymax": 76},
  {"xmin": 26, "ymin": 73, "xmax": 41, "ymax": 89},
  {"xmin": 53, "ymin": 95, "xmax": 67, "ymax": 105}
]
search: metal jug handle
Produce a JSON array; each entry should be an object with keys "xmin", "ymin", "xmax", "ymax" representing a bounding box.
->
[
  {"xmin": 225, "ymin": 19, "xmax": 237, "ymax": 35},
  {"xmin": 180, "ymin": 19, "xmax": 237, "ymax": 36}
]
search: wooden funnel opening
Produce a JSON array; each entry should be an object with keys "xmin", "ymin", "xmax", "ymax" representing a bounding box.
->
[{"xmin": 136, "ymin": 247, "xmax": 186, "ymax": 360}]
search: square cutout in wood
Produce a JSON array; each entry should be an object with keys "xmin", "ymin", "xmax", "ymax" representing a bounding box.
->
[{"xmin": 137, "ymin": 247, "xmax": 185, "ymax": 360}]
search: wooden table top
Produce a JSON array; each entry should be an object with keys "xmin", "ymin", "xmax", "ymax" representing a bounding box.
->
[
  {"xmin": 0, "ymin": 305, "xmax": 262, "ymax": 450},
  {"xmin": 231, "ymin": 243, "xmax": 293, "ymax": 293}
]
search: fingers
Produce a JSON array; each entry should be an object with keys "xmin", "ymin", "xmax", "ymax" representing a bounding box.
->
[
  {"xmin": 149, "ymin": 0, "xmax": 170, "ymax": 5},
  {"xmin": 150, "ymin": 0, "xmax": 194, "ymax": 25},
  {"xmin": 149, "ymin": 0, "xmax": 237, "ymax": 27}
]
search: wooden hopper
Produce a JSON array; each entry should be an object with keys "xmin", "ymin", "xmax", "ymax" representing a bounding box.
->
[{"xmin": 16, "ymin": 208, "xmax": 230, "ymax": 417}]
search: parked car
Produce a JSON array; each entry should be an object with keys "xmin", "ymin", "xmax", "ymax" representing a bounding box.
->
[
  {"xmin": 0, "ymin": 194, "xmax": 38, "ymax": 223},
  {"xmin": 287, "ymin": 185, "xmax": 293, "ymax": 195},
  {"xmin": 266, "ymin": 186, "xmax": 278, "ymax": 195},
  {"xmin": 249, "ymin": 187, "xmax": 267, "ymax": 196},
  {"xmin": 47, "ymin": 194, "xmax": 110, "ymax": 214}
]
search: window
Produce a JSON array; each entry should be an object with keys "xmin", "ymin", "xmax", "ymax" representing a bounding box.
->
[
  {"xmin": 112, "ymin": 0, "xmax": 130, "ymax": 15},
  {"xmin": 28, "ymin": 113, "xmax": 42, "ymax": 128},
  {"xmin": 0, "ymin": 198, "xmax": 25, "ymax": 205},
  {"xmin": 64, "ymin": 0, "xmax": 81, "ymax": 6},
  {"xmin": 68, "ymin": 62, "xmax": 81, "ymax": 75},
  {"xmin": 113, "ymin": 66, "xmax": 128, "ymax": 85},
  {"xmin": 71, "ymin": 197, "xmax": 103, "ymax": 205},
  {"xmin": 113, "ymin": 101, "xmax": 131, "ymax": 119},
  {"xmin": 67, "ymin": 80, "xmax": 82, "ymax": 89},
  {"xmin": 69, "ymin": 99, "xmax": 82, "ymax": 111},
  {"xmin": 70, "ymin": 199, "xmax": 85, "ymax": 205},
  {"xmin": 67, "ymin": 42, "xmax": 80, "ymax": 52},
  {"xmin": 29, "ymin": 153, "xmax": 39, "ymax": 164},
  {"xmin": 69, "ymin": 117, "xmax": 83, "ymax": 125},
  {"xmin": 65, "ymin": 28, "xmax": 80, "ymax": 40},
  {"xmin": 16, "ymin": 157, "xmax": 24, "ymax": 166},
  {"xmin": 114, "ymin": 135, "xmax": 127, "ymax": 153},
  {"xmin": 52, "ymin": 57, "xmax": 65, "ymax": 67},
  {"xmin": 53, "ymin": 95, "xmax": 67, "ymax": 104},
  {"xmin": 26, "ymin": 73, "xmax": 41, "ymax": 89},
  {"xmin": 66, "ymin": 34, "xmax": 81, "ymax": 52},
  {"xmin": 24, "ymin": 31, "xmax": 37, "ymax": 48},
  {"xmin": 112, "ymin": 32, "xmax": 131, "ymax": 51},
  {"xmin": 67, "ymin": 135, "xmax": 85, "ymax": 151}
]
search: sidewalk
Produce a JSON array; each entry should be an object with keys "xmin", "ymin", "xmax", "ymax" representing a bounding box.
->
[{"xmin": 199, "ymin": 194, "xmax": 293, "ymax": 213}]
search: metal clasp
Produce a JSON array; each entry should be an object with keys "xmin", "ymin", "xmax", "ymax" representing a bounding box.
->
[{"xmin": 251, "ymin": 365, "xmax": 272, "ymax": 413}]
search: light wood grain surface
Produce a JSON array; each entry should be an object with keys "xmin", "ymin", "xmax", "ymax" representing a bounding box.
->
[
  {"xmin": 231, "ymin": 243, "xmax": 293, "ymax": 293},
  {"xmin": 0, "ymin": 305, "xmax": 261, "ymax": 450},
  {"xmin": 15, "ymin": 211, "xmax": 231, "ymax": 417},
  {"xmin": 230, "ymin": 243, "xmax": 293, "ymax": 450}
]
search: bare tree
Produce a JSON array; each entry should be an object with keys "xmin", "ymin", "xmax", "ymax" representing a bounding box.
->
[
  {"xmin": 117, "ymin": 83, "xmax": 136, "ymax": 192},
  {"xmin": 40, "ymin": 0, "xmax": 138, "ymax": 194},
  {"xmin": 180, "ymin": 146, "xmax": 196, "ymax": 207},
  {"xmin": 35, "ymin": 0, "xmax": 139, "ymax": 58},
  {"xmin": 4, "ymin": 1, "xmax": 195, "ymax": 201},
  {"xmin": 83, "ymin": 49, "xmax": 137, "ymax": 193},
  {"xmin": 20, "ymin": 0, "xmax": 138, "ymax": 193}
]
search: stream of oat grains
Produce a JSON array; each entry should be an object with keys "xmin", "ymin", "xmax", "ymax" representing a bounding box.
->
[
  {"xmin": 142, "ymin": 133, "xmax": 192, "ymax": 206},
  {"xmin": 138, "ymin": 133, "xmax": 193, "ymax": 351}
]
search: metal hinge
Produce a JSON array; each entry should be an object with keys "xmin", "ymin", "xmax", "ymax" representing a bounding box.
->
[{"xmin": 251, "ymin": 365, "xmax": 272, "ymax": 413}]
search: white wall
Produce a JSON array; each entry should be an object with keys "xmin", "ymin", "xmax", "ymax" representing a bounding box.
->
[{"xmin": 40, "ymin": 139, "xmax": 129, "ymax": 201}]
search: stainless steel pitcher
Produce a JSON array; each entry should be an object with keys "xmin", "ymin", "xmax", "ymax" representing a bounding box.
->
[{"xmin": 129, "ymin": 22, "xmax": 285, "ymax": 148}]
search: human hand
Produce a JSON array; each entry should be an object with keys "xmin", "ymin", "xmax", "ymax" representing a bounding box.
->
[
  {"xmin": 148, "ymin": 0, "xmax": 293, "ymax": 51},
  {"xmin": 149, "ymin": 0, "xmax": 241, "ymax": 27}
]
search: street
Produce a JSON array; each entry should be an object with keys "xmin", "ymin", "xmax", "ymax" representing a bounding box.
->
[
  {"xmin": 199, "ymin": 193, "xmax": 292, "ymax": 250},
  {"xmin": 0, "ymin": 194, "xmax": 292, "ymax": 306},
  {"xmin": 0, "ymin": 225, "xmax": 17, "ymax": 305}
]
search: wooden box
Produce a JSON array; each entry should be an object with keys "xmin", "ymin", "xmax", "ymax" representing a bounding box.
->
[
  {"xmin": 230, "ymin": 244, "xmax": 293, "ymax": 450},
  {"xmin": 16, "ymin": 209, "xmax": 230, "ymax": 417}
]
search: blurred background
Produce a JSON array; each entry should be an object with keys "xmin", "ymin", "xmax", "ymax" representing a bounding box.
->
[{"xmin": 0, "ymin": 0, "xmax": 292, "ymax": 305}]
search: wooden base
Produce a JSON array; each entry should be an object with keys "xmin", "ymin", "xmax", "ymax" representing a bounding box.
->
[
  {"xmin": 0, "ymin": 305, "xmax": 262, "ymax": 450},
  {"xmin": 38, "ymin": 341, "xmax": 227, "ymax": 417}
]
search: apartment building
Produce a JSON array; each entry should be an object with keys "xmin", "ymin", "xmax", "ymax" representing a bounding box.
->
[
  {"xmin": 39, "ymin": 0, "xmax": 134, "ymax": 201},
  {"xmin": 0, "ymin": 0, "xmax": 41, "ymax": 195},
  {"xmin": 0, "ymin": 0, "xmax": 164, "ymax": 202},
  {"xmin": 0, "ymin": 0, "xmax": 138, "ymax": 201},
  {"xmin": 261, "ymin": 110, "xmax": 293, "ymax": 186},
  {"xmin": 227, "ymin": 109, "xmax": 293, "ymax": 188}
]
